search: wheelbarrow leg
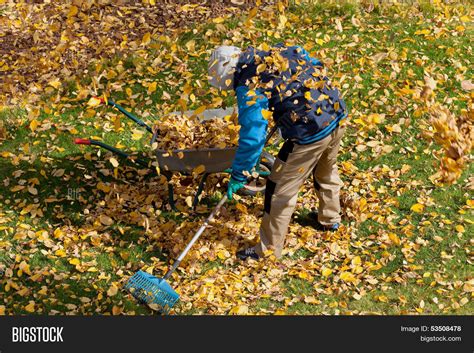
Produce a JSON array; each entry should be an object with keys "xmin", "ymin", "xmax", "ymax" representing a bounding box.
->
[
  {"xmin": 162, "ymin": 171, "xmax": 177, "ymax": 211},
  {"xmin": 193, "ymin": 173, "xmax": 209, "ymax": 210}
]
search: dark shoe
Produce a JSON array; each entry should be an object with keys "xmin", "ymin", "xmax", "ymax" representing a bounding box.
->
[
  {"xmin": 236, "ymin": 247, "xmax": 260, "ymax": 260},
  {"xmin": 315, "ymin": 221, "xmax": 340, "ymax": 232}
]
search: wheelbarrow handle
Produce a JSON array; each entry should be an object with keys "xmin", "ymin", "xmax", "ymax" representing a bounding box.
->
[
  {"xmin": 92, "ymin": 96, "xmax": 153, "ymax": 134},
  {"xmin": 74, "ymin": 138, "xmax": 151, "ymax": 169},
  {"xmin": 74, "ymin": 138, "xmax": 91, "ymax": 145}
]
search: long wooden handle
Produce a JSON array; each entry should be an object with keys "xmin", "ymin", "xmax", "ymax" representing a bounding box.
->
[{"xmin": 163, "ymin": 195, "xmax": 228, "ymax": 280}]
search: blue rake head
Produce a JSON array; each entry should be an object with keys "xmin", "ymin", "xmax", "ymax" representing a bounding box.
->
[{"xmin": 125, "ymin": 271, "xmax": 180, "ymax": 313}]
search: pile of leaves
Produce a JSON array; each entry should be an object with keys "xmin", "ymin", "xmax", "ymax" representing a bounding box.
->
[
  {"xmin": 0, "ymin": 0, "xmax": 250, "ymax": 107},
  {"xmin": 153, "ymin": 111, "xmax": 240, "ymax": 150}
]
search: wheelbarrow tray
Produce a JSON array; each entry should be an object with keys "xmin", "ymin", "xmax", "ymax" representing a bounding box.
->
[
  {"xmin": 155, "ymin": 147, "xmax": 237, "ymax": 174},
  {"xmin": 154, "ymin": 107, "xmax": 238, "ymax": 174}
]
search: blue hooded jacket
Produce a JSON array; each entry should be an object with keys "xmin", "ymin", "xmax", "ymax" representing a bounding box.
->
[{"xmin": 230, "ymin": 45, "xmax": 348, "ymax": 182}]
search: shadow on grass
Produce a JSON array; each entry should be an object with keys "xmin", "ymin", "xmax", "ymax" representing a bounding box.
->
[{"xmin": 0, "ymin": 148, "xmax": 245, "ymax": 314}]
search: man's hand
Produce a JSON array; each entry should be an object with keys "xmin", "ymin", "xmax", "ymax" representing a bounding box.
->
[{"xmin": 227, "ymin": 177, "xmax": 246, "ymax": 200}]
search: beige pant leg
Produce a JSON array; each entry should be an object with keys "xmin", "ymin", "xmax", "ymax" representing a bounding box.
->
[
  {"xmin": 313, "ymin": 125, "xmax": 346, "ymax": 225},
  {"xmin": 257, "ymin": 136, "xmax": 332, "ymax": 258}
]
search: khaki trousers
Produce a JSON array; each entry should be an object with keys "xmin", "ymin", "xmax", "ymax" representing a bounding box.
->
[{"xmin": 256, "ymin": 124, "xmax": 346, "ymax": 258}]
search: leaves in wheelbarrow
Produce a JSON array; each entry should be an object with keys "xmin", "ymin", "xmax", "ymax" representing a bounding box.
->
[{"xmin": 153, "ymin": 112, "xmax": 240, "ymax": 150}]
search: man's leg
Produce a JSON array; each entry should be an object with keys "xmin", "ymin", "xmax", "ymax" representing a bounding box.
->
[
  {"xmin": 256, "ymin": 137, "xmax": 331, "ymax": 258},
  {"xmin": 312, "ymin": 125, "xmax": 346, "ymax": 226}
]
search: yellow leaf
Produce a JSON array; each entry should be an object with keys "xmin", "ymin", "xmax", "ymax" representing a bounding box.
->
[
  {"xmin": 109, "ymin": 157, "xmax": 119, "ymax": 168},
  {"xmin": 278, "ymin": 14, "xmax": 287, "ymax": 29},
  {"xmin": 0, "ymin": 305, "xmax": 5, "ymax": 315},
  {"xmin": 114, "ymin": 116, "xmax": 121, "ymax": 132},
  {"xmin": 142, "ymin": 32, "xmax": 151, "ymax": 45},
  {"xmin": 248, "ymin": 7, "xmax": 257, "ymax": 19},
  {"xmin": 213, "ymin": 17, "xmax": 225, "ymax": 24},
  {"xmin": 340, "ymin": 271, "xmax": 356, "ymax": 283},
  {"xmin": 460, "ymin": 15, "xmax": 470, "ymax": 22},
  {"xmin": 415, "ymin": 29, "xmax": 430, "ymax": 35},
  {"xmin": 48, "ymin": 78, "xmax": 62, "ymax": 89},
  {"xmin": 185, "ymin": 196, "xmax": 193, "ymax": 208},
  {"xmin": 68, "ymin": 5, "xmax": 78, "ymax": 17},
  {"xmin": 69, "ymin": 258, "xmax": 81, "ymax": 266},
  {"xmin": 229, "ymin": 305, "xmax": 249, "ymax": 315},
  {"xmin": 410, "ymin": 203, "xmax": 424, "ymax": 213},
  {"xmin": 256, "ymin": 63, "xmax": 266, "ymax": 74},
  {"xmin": 53, "ymin": 228, "xmax": 64, "ymax": 239},
  {"xmin": 131, "ymin": 129, "xmax": 144, "ymax": 140},
  {"xmin": 107, "ymin": 285, "xmax": 118, "ymax": 297},
  {"xmin": 304, "ymin": 296, "xmax": 320, "ymax": 304},
  {"xmin": 321, "ymin": 268, "xmax": 332, "ymax": 277},
  {"xmin": 185, "ymin": 39, "xmax": 196, "ymax": 52},
  {"xmin": 29, "ymin": 119, "xmax": 39, "ymax": 132},
  {"xmin": 147, "ymin": 81, "xmax": 157, "ymax": 94},
  {"xmin": 261, "ymin": 109, "xmax": 273, "ymax": 120},
  {"xmin": 455, "ymin": 225, "xmax": 465, "ymax": 233},
  {"xmin": 388, "ymin": 232, "xmax": 401, "ymax": 246},
  {"xmin": 120, "ymin": 251, "xmax": 129, "ymax": 260},
  {"xmin": 217, "ymin": 250, "xmax": 229, "ymax": 260},
  {"xmin": 193, "ymin": 105, "xmax": 207, "ymax": 116},
  {"xmin": 85, "ymin": 109, "xmax": 96, "ymax": 118},
  {"xmin": 24, "ymin": 302, "xmax": 35, "ymax": 313},
  {"xmin": 55, "ymin": 249, "xmax": 66, "ymax": 257},
  {"xmin": 19, "ymin": 261, "xmax": 31, "ymax": 275},
  {"xmin": 235, "ymin": 203, "xmax": 248, "ymax": 214}
]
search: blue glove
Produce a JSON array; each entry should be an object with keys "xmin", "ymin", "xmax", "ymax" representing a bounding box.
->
[{"xmin": 227, "ymin": 177, "xmax": 246, "ymax": 200}]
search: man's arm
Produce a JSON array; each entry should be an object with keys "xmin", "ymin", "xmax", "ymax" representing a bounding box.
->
[{"xmin": 230, "ymin": 85, "xmax": 269, "ymax": 182}]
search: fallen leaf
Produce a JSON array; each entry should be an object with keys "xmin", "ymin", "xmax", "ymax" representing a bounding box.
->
[
  {"xmin": 107, "ymin": 285, "xmax": 118, "ymax": 297},
  {"xmin": 109, "ymin": 157, "xmax": 119, "ymax": 168},
  {"xmin": 410, "ymin": 203, "xmax": 425, "ymax": 213},
  {"xmin": 99, "ymin": 215, "xmax": 114, "ymax": 226}
]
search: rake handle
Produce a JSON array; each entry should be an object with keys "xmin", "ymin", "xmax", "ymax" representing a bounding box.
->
[{"xmin": 163, "ymin": 195, "xmax": 228, "ymax": 280}]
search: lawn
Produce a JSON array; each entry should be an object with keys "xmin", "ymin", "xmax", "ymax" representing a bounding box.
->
[{"xmin": 0, "ymin": 0, "xmax": 472, "ymax": 315}]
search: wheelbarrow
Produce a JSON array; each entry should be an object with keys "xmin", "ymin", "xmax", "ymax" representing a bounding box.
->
[{"xmin": 74, "ymin": 98, "xmax": 277, "ymax": 210}]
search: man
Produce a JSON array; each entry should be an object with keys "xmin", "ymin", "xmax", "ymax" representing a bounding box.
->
[{"xmin": 208, "ymin": 43, "xmax": 348, "ymax": 260}]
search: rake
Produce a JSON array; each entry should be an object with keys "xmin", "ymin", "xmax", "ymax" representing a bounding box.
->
[{"xmin": 124, "ymin": 195, "xmax": 228, "ymax": 313}]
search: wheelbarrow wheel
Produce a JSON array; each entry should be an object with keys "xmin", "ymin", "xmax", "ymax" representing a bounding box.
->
[{"xmin": 239, "ymin": 151, "xmax": 275, "ymax": 197}]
